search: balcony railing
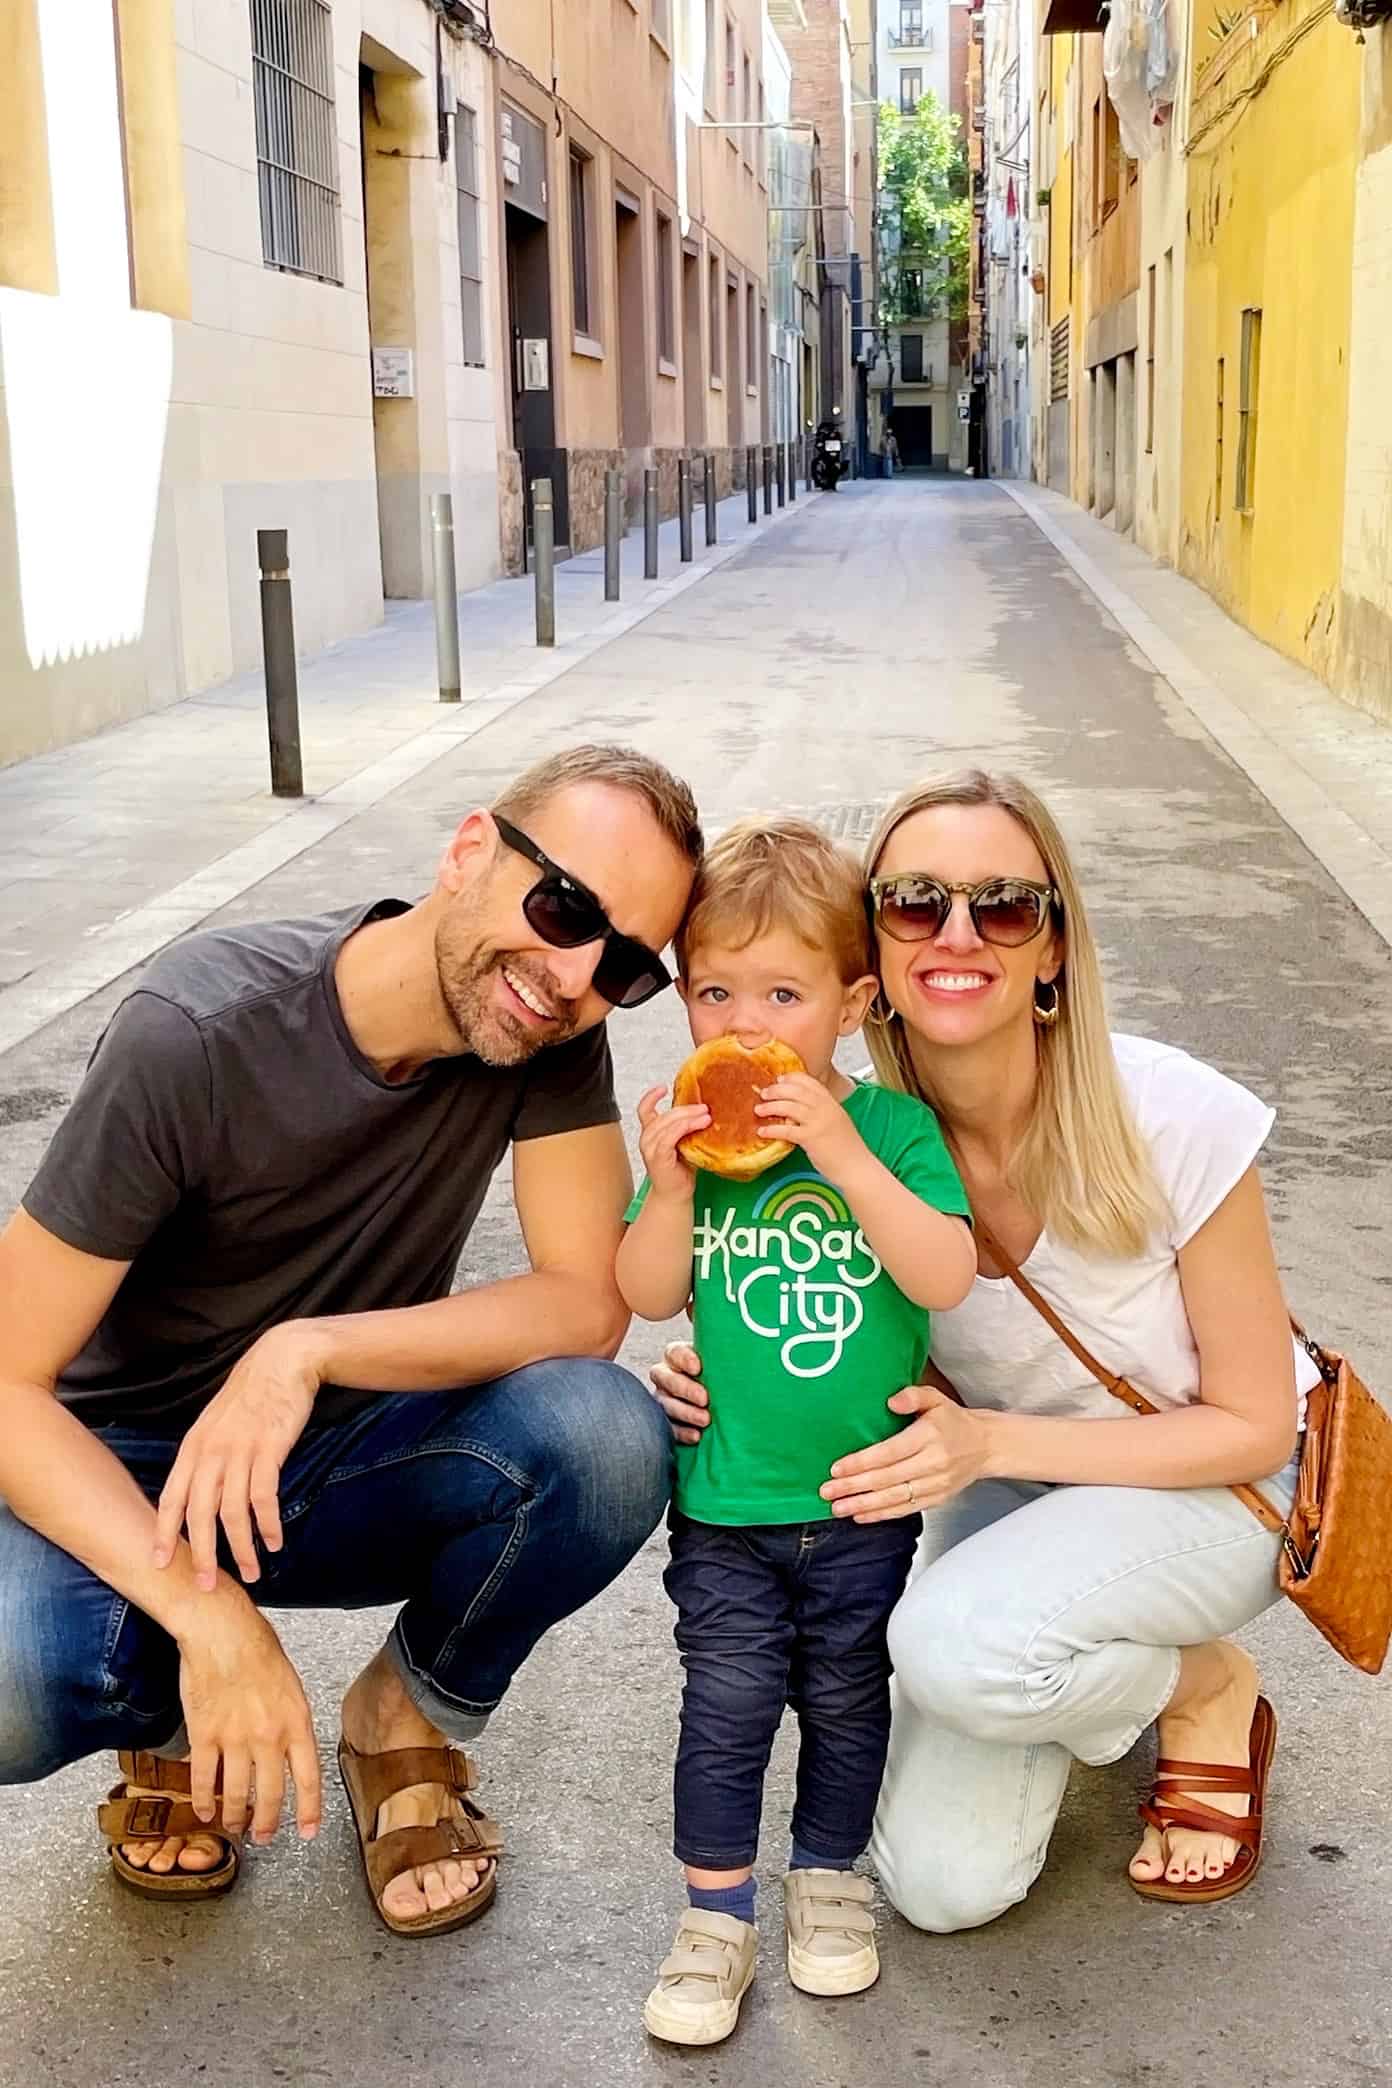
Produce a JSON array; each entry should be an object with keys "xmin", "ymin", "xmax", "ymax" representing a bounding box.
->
[{"xmin": 889, "ymin": 24, "xmax": 931, "ymax": 46}]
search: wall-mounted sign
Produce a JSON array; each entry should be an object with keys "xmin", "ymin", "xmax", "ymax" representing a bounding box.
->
[
  {"xmin": 372, "ymin": 347, "xmax": 415, "ymax": 398},
  {"xmin": 499, "ymin": 101, "xmax": 548, "ymax": 220},
  {"xmin": 522, "ymin": 338, "xmax": 550, "ymax": 391}
]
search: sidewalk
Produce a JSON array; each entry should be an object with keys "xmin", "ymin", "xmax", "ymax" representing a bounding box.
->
[
  {"xmin": 1003, "ymin": 482, "xmax": 1392, "ymax": 953},
  {"xmin": 0, "ymin": 485, "xmax": 803, "ymax": 1056}
]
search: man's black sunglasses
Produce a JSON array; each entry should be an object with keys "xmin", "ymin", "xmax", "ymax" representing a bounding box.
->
[{"xmin": 493, "ymin": 816, "xmax": 672, "ymax": 1010}]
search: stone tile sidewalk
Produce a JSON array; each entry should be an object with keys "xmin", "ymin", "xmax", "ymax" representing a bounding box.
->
[{"xmin": 0, "ymin": 485, "xmax": 798, "ymax": 1054}]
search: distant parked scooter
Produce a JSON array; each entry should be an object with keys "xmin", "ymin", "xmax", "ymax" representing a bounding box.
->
[{"xmin": 811, "ymin": 411, "xmax": 847, "ymax": 492}]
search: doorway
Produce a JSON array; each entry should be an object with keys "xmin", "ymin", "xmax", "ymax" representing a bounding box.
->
[
  {"xmin": 615, "ymin": 194, "xmax": 649, "ymax": 511},
  {"xmin": 893, "ymin": 405, "xmax": 934, "ymax": 469},
  {"xmin": 681, "ymin": 244, "xmax": 703, "ymax": 445},
  {"xmin": 504, "ymin": 201, "xmax": 566, "ymax": 549}
]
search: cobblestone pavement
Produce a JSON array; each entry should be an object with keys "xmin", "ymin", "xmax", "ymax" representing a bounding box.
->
[{"xmin": 1, "ymin": 478, "xmax": 1389, "ymax": 2088}]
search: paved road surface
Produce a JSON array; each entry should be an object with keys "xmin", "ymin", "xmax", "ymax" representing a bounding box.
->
[{"xmin": 1, "ymin": 479, "xmax": 1389, "ymax": 2088}]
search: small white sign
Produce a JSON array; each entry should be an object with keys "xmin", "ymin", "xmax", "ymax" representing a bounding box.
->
[
  {"xmin": 372, "ymin": 347, "xmax": 414, "ymax": 399},
  {"xmin": 522, "ymin": 338, "xmax": 549, "ymax": 391},
  {"xmin": 502, "ymin": 138, "xmax": 521, "ymax": 185},
  {"xmin": 956, "ymin": 388, "xmax": 971, "ymax": 411}
]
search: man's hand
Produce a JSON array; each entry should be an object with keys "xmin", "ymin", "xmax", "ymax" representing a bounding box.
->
[
  {"xmin": 178, "ymin": 1589, "xmax": 321, "ymax": 1845},
  {"xmin": 755, "ymin": 1073, "xmax": 866, "ymax": 1186},
  {"xmin": 154, "ymin": 1322, "xmax": 330, "ymax": 1587},
  {"xmin": 636, "ymin": 1084, "xmax": 709, "ymax": 1204}
]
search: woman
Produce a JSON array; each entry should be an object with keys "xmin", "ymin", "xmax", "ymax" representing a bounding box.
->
[{"xmin": 651, "ymin": 769, "xmax": 1316, "ymax": 1929}]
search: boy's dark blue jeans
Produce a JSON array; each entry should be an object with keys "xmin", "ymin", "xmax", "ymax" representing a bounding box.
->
[{"xmin": 666, "ymin": 1507, "xmax": 921, "ymax": 1871}]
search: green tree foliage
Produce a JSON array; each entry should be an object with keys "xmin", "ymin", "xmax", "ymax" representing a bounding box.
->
[{"xmin": 877, "ymin": 94, "xmax": 970, "ymax": 328}]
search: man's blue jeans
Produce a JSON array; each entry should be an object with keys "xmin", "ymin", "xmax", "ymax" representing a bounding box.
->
[{"xmin": 0, "ymin": 1360, "xmax": 670, "ymax": 1783}]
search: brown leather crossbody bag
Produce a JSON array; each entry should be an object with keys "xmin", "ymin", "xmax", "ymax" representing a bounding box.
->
[{"xmin": 967, "ymin": 1220, "xmax": 1392, "ymax": 1676}]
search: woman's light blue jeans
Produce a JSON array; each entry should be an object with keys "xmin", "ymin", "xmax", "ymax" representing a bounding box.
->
[
  {"xmin": 0, "ymin": 1359, "xmax": 670, "ymax": 1784},
  {"xmin": 872, "ymin": 1455, "xmax": 1299, "ymax": 1932}
]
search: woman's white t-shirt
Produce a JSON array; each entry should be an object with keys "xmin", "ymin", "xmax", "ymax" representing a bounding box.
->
[{"xmin": 930, "ymin": 1033, "xmax": 1321, "ymax": 1422}]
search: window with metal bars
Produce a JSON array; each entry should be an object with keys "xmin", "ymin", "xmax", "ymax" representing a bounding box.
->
[
  {"xmin": 1236, "ymin": 307, "xmax": 1261, "ymax": 513},
  {"xmin": 251, "ymin": 0, "xmax": 342, "ymax": 283},
  {"xmin": 569, "ymin": 146, "xmax": 593, "ymax": 337},
  {"xmin": 455, "ymin": 105, "xmax": 484, "ymax": 366}
]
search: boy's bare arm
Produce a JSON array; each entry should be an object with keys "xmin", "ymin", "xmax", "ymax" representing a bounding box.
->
[
  {"xmin": 834, "ymin": 1153, "xmax": 976, "ymax": 1310},
  {"xmin": 616, "ymin": 1195, "xmax": 697, "ymax": 1322}
]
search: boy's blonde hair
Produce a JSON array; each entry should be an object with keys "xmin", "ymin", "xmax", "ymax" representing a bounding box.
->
[{"xmin": 676, "ymin": 817, "xmax": 873, "ymax": 984}]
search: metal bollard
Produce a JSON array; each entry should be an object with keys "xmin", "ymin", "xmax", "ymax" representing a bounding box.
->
[
  {"xmin": 776, "ymin": 443, "xmax": 787, "ymax": 508},
  {"xmin": 644, "ymin": 467, "xmax": 659, "ymax": 579},
  {"xmin": 532, "ymin": 477, "xmax": 555, "ymax": 647},
  {"xmin": 604, "ymin": 468, "xmax": 622, "ymax": 602},
  {"xmin": 678, "ymin": 457, "xmax": 693, "ymax": 562},
  {"xmin": 746, "ymin": 445, "xmax": 758, "ymax": 524},
  {"xmin": 429, "ymin": 493, "xmax": 462, "ymax": 704},
  {"xmin": 762, "ymin": 445, "xmax": 773, "ymax": 516},
  {"xmin": 787, "ymin": 442, "xmax": 797, "ymax": 504},
  {"xmin": 703, "ymin": 454, "xmax": 717, "ymax": 546},
  {"xmin": 257, "ymin": 528, "xmax": 303, "ymax": 798}
]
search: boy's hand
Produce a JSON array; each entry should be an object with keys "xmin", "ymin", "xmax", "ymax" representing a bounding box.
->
[
  {"xmin": 636, "ymin": 1085, "xmax": 710, "ymax": 1204},
  {"xmin": 755, "ymin": 1074, "xmax": 865, "ymax": 1185}
]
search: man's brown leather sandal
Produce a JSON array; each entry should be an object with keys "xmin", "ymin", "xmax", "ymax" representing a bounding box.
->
[
  {"xmin": 1130, "ymin": 1694, "xmax": 1277, "ymax": 1904},
  {"xmin": 98, "ymin": 1749, "xmax": 242, "ymax": 1899},
  {"xmin": 337, "ymin": 1738, "xmax": 503, "ymax": 1940}
]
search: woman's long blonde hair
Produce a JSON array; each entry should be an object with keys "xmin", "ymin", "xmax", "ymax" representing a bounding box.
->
[{"xmin": 863, "ymin": 770, "xmax": 1165, "ymax": 1258}]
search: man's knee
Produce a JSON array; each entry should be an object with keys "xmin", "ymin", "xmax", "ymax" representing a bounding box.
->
[{"xmin": 505, "ymin": 1356, "xmax": 670, "ymax": 1545}]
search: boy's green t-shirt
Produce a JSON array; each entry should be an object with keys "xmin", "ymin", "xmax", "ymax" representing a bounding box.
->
[{"xmin": 628, "ymin": 1082, "xmax": 971, "ymax": 1525}]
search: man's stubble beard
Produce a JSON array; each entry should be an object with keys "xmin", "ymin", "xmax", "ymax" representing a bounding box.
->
[{"xmin": 435, "ymin": 895, "xmax": 579, "ymax": 1068}]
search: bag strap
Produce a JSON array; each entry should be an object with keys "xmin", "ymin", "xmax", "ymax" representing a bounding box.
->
[{"xmin": 971, "ymin": 1217, "xmax": 1287, "ymax": 1539}]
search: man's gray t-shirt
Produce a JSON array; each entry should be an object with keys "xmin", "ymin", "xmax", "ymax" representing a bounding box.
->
[{"xmin": 23, "ymin": 900, "xmax": 619, "ymax": 1431}]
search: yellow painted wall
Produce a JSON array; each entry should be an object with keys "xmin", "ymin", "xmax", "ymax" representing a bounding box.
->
[{"xmin": 1179, "ymin": 0, "xmax": 1359, "ymax": 679}]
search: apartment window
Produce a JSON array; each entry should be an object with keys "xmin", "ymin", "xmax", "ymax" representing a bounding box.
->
[
  {"xmin": 725, "ymin": 18, "xmax": 737, "ymax": 128},
  {"xmin": 899, "ymin": 1, "xmax": 924, "ymax": 41},
  {"xmin": 900, "ymin": 332, "xmax": 924, "ymax": 383},
  {"xmin": 1236, "ymin": 307, "xmax": 1262, "ymax": 513},
  {"xmin": 569, "ymin": 146, "xmax": 593, "ymax": 338},
  {"xmin": 742, "ymin": 54, "xmax": 753, "ymax": 162},
  {"xmin": 705, "ymin": 1, "xmax": 718, "ymax": 112},
  {"xmin": 454, "ymin": 105, "xmax": 485, "ymax": 366},
  {"xmin": 709, "ymin": 253, "xmax": 723, "ymax": 381},
  {"xmin": 746, "ymin": 279, "xmax": 758, "ymax": 386},
  {"xmin": 1094, "ymin": 95, "xmax": 1121, "ymax": 226},
  {"xmin": 251, "ymin": 0, "xmax": 342, "ymax": 282},
  {"xmin": 1215, "ymin": 356, "xmax": 1225, "ymax": 519},
  {"xmin": 656, "ymin": 209, "xmax": 675, "ymax": 365},
  {"xmin": 903, "ymin": 266, "xmax": 924, "ymax": 317},
  {"xmin": 1145, "ymin": 262, "xmax": 1156, "ymax": 455},
  {"xmin": 900, "ymin": 68, "xmax": 923, "ymax": 115}
]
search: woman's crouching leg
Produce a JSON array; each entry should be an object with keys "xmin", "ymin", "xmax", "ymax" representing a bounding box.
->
[{"xmin": 870, "ymin": 1675, "xmax": 1071, "ymax": 1934}]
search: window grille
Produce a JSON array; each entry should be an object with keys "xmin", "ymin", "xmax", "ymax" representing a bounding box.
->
[
  {"xmin": 1049, "ymin": 315, "xmax": 1069, "ymax": 402},
  {"xmin": 1235, "ymin": 308, "xmax": 1261, "ymax": 513},
  {"xmin": 456, "ymin": 105, "xmax": 484, "ymax": 366},
  {"xmin": 656, "ymin": 210, "xmax": 675, "ymax": 363},
  {"xmin": 251, "ymin": 0, "xmax": 342, "ymax": 283},
  {"xmin": 569, "ymin": 147, "xmax": 592, "ymax": 336}
]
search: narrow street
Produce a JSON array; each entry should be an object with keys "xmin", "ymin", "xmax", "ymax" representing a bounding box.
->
[{"xmin": 2, "ymin": 478, "xmax": 1390, "ymax": 2088}]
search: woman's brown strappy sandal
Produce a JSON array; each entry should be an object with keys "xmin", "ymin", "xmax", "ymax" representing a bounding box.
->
[
  {"xmin": 337, "ymin": 1738, "xmax": 503, "ymax": 1940},
  {"xmin": 98, "ymin": 1749, "xmax": 242, "ymax": 1899},
  {"xmin": 1130, "ymin": 1694, "xmax": 1277, "ymax": 1905}
]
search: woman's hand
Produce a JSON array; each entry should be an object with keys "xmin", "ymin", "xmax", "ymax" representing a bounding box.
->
[
  {"xmin": 755, "ymin": 1073, "xmax": 865, "ymax": 1185},
  {"xmin": 648, "ymin": 1341, "xmax": 711, "ymax": 1446},
  {"xmin": 636, "ymin": 1085, "xmax": 709, "ymax": 1204},
  {"xmin": 819, "ymin": 1384, "xmax": 991, "ymax": 1521}
]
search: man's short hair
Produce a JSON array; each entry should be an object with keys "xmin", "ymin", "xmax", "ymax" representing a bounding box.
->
[
  {"xmin": 675, "ymin": 816, "xmax": 873, "ymax": 985},
  {"xmin": 491, "ymin": 745, "xmax": 704, "ymax": 867}
]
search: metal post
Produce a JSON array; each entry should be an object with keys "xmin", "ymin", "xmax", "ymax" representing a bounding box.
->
[
  {"xmin": 746, "ymin": 446, "xmax": 758, "ymax": 524},
  {"xmin": 775, "ymin": 443, "xmax": 787, "ymax": 508},
  {"xmin": 787, "ymin": 439, "xmax": 797, "ymax": 504},
  {"xmin": 604, "ymin": 468, "xmax": 622, "ymax": 603},
  {"xmin": 257, "ymin": 528, "xmax": 303, "ymax": 799},
  {"xmin": 762, "ymin": 445, "xmax": 773, "ymax": 516},
  {"xmin": 644, "ymin": 467, "xmax": 659, "ymax": 579},
  {"xmin": 703, "ymin": 454, "xmax": 717, "ymax": 546},
  {"xmin": 678, "ymin": 456, "xmax": 693, "ymax": 562},
  {"xmin": 532, "ymin": 477, "xmax": 555, "ymax": 647},
  {"xmin": 429, "ymin": 493, "xmax": 462, "ymax": 704}
]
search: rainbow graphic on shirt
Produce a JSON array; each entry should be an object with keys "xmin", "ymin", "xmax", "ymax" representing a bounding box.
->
[{"xmin": 693, "ymin": 1171, "xmax": 883, "ymax": 1378}]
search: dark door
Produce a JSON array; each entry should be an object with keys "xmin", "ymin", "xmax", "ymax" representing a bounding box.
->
[
  {"xmin": 504, "ymin": 203, "xmax": 568, "ymax": 548},
  {"xmin": 894, "ymin": 405, "xmax": 934, "ymax": 469}
]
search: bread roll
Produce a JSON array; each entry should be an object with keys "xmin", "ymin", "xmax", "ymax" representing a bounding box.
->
[{"xmin": 674, "ymin": 1035, "xmax": 806, "ymax": 1181}]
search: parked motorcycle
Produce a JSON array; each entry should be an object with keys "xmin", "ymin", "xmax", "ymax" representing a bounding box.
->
[{"xmin": 811, "ymin": 416, "xmax": 846, "ymax": 492}]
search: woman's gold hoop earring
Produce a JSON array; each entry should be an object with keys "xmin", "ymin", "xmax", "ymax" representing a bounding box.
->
[{"xmin": 1033, "ymin": 980, "xmax": 1061, "ymax": 1028}]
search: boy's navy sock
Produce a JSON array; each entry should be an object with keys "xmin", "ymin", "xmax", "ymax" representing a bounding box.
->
[
  {"xmin": 789, "ymin": 1838, "xmax": 851, "ymax": 1873},
  {"xmin": 688, "ymin": 1877, "xmax": 757, "ymax": 1927}
]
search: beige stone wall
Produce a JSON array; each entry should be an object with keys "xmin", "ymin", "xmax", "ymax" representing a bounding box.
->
[{"xmin": 1, "ymin": 0, "xmax": 501, "ymax": 767}]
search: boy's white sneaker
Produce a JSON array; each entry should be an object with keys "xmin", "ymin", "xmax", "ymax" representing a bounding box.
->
[
  {"xmin": 783, "ymin": 1868, "xmax": 880, "ymax": 1996},
  {"xmin": 642, "ymin": 1908, "xmax": 757, "ymax": 2046}
]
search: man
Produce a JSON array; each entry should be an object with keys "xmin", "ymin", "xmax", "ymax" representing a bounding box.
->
[{"xmin": 0, "ymin": 744, "xmax": 700, "ymax": 1937}]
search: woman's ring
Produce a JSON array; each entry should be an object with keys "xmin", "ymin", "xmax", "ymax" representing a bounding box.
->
[{"xmin": 903, "ymin": 1479, "xmax": 916, "ymax": 1505}]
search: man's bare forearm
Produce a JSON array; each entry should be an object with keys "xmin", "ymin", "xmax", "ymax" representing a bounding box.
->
[
  {"xmin": 297, "ymin": 1266, "xmax": 631, "ymax": 1393},
  {"xmin": 0, "ymin": 1376, "xmax": 250, "ymax": 1640}
]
